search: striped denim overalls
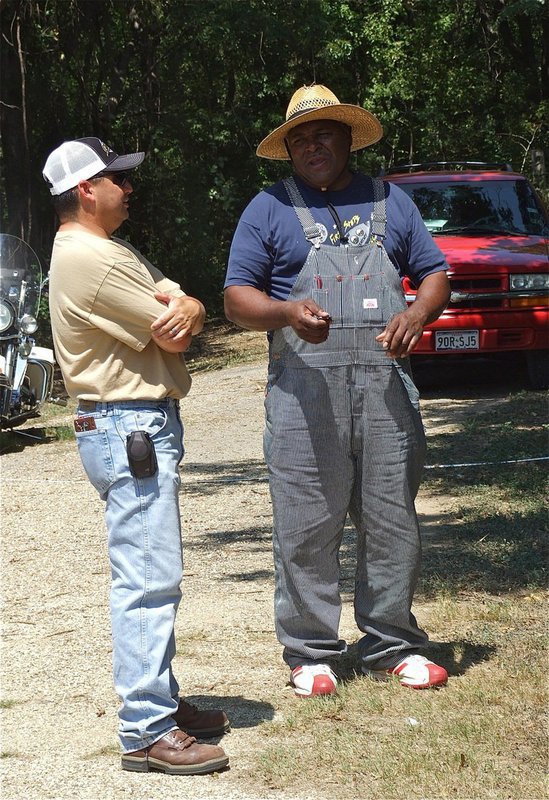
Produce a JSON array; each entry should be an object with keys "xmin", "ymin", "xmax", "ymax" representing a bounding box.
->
[{"xmin": 263, "ymin": 177, "xmax": 429, "ymax": 671}]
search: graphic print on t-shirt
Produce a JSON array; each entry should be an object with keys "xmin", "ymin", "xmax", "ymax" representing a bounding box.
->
[{"xmin": 328, "ymin": 215, "xmax": 371, "ymax": 245}]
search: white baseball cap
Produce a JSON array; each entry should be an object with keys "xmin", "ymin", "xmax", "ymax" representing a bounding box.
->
[{"xmin": 43, "ymin": 137, "xmax": 145, "ymax": 195}]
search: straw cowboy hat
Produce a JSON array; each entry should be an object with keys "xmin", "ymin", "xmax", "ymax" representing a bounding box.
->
[{"xmin": 256, "ymin": 84, "xmax": 383, "ymax": 160}]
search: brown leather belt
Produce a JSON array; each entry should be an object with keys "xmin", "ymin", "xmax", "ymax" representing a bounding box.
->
[
  {"xmin": 78, "ymin": 400, "xmax": 99, "ymax": 411},
  {"xmin": 77, "ymin": 399, "xmax": 175, "ymax": 412}
]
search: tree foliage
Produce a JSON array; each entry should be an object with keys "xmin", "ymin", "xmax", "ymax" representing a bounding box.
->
[{"xmin": 1, "ymin": 0, "xmax": 547, "ymax": 313}]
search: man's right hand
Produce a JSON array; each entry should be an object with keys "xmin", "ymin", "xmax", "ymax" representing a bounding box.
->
[
  {"xmin": 285, "ymin": 299, "xmax": 331, "ymax": 343},
  {"xmin": 224, "ymin": 285, "xmax": 330, "ymax": 344}
]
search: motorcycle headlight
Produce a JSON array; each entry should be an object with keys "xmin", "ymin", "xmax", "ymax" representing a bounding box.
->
[
  {"xmin": 18, "ymin": 340, "xmax": 32, "ymax": 357},
  {"xmin": 0, "ymin": 300, "xmax": 15, "ymax": 332},
  {"xmin": 20, "ymin": 314, "xmax": 38, "ymax": 334}
]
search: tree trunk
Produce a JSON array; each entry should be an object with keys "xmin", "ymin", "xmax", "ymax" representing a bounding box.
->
[{"xmin": 0, "ymin": 2, "xmax": 31, "ymax": 240}]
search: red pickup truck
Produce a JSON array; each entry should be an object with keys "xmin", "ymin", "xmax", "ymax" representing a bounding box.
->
[{"xmin": 384, "ymin": 162, "xmax": 549, "ymax": 389}]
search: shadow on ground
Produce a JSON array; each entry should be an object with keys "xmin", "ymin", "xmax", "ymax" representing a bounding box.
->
[
  {"xmin": 183, "ymin": 694, "xmax": 275, "ymax": 730},
  {"xmin": 412, "ymin": 351, "xmax": 533, "ymax": 398},
  {"xmin": 181, "ymin": 458, "xmax": 268, "ymax": 497},
  {"xmin": 335, "ymin": 638, "xmax": 497, "ymax": 683},
  {"xmin": 337, "ymin": 502, "xmax": 546, "ymax": 598},
  {"xmin": 0, "ymin": 425, "xmax": 72, "ymax": 454}
]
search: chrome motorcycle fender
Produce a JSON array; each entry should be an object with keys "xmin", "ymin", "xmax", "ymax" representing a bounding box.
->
[{"xmin": 27, "ymin": 346, "xmax": 55, "ymax": 404}]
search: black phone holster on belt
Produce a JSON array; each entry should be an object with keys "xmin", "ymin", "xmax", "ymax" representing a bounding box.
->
[{"xmin": 126, "ymin": 431, "xmax": 158, "ymax": 479}]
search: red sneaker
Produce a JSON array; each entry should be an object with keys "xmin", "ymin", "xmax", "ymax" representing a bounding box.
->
[
  {"xmin": 368, "ymin": 654, "xmax": 448, "ymax": 689},
  {"xmin": 290, "ymin": 664, "xmax": 338, "ymax": 697}
]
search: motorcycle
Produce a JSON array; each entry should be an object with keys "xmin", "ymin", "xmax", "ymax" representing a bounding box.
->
[{"xmin": 0, "ymin": 233, "xmax": 64, "ymax": 432}]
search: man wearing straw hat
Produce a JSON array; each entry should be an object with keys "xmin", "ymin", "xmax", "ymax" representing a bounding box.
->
[{"xmin": 224, "ymin": 85, "xmax": 451, "ymax": 697}]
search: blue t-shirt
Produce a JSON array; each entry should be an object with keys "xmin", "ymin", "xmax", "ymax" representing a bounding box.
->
[{"xmin": 225, "ymin": 172, "xmax": 448, "ymax": 301}]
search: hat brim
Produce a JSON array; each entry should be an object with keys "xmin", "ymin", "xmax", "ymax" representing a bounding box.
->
[
  {"xmin": 107, "ymin": 152, "xmax": 145, "ymax": 171},
  {"xmin": 256, "ymin": 105, "xmax": 383, "ymax": 160}
]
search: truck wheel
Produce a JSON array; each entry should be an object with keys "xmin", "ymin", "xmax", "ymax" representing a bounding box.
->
[{"xmin": 526, "ymin": 350, "xmax": 549, "ymax": 390}]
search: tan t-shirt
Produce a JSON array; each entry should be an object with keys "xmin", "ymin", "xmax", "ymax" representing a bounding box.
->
[{"xmin": 48, "ymin": 229, "xmax": 192, "ymax": 400}]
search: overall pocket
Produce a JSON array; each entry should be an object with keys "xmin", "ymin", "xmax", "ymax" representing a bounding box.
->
[
  {"xmin": 312, "ymin": 274, "xmax": 343, "ymax": 325},
  {"xmin": 356, "ymin": 273, "xmax": 388, "ymax": 327}
]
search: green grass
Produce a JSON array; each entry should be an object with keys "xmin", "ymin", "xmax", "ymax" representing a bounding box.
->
[
  {"xmin": 426, "ymin": 391, "xmax": 548, "ymax": 467},
  {"xmin": 251, "ymin": 599, "xmax": 547, "ymax": 799},
  {"xmin": 0, "ymin": 421, "xmax": 74, "ymax": 453},
  {"xmin": 83, "ymin": 745, "xmax": 120, "ymax": 760},
  {"xmin": 417, "ymin": 392, "xmax": 547, "ymax": 598},
  {"xmin": 185, "ymin": 319, "xmax": 267, "ymax": 373}
]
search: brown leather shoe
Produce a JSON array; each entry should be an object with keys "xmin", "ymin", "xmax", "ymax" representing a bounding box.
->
[
  {"xmin": 172, "ymin": 698, "xmax": 230, "ymax": 737},
  {"xmin": 121, "ymin": 728, "xmax": 229, "ymax": 775}
]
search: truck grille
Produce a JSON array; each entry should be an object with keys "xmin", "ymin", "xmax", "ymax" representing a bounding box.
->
[
  {"xmin": 448, "ymin": 276, "xmax": 506, "ymax": 309},
  {"xmin": 450, "ymin": 278, "xmax": 501, "ymax": 291}
]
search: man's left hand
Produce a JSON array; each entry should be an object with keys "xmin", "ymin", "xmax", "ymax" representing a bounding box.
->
[
  {"xmin": 376, "ymin": 271, "xmax": 451, "ymax": 358},
  {"xmin": 375, "ymin": 308, "xmax": 425, "ymax": 358},
  {"xmin": 151, "ymin": 293, "xmax": 206, "ymax": 343}
]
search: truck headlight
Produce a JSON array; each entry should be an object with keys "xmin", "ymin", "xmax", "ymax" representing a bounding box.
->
[
  {"xmin": 509, "ymin": 273, "xmax": 549, "ymax": 291},
  {"xmin": 0, "ymin": 300, "xmax": 14, "ymax": 332}
]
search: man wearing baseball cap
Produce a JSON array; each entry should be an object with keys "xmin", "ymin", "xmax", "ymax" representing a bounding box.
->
[
  {"xmin": 224, "ymin": 85, "xmax": 451, "ymax": 698},
  {"xmin": 44, "ymin": 137, "xmax": 230, "ymax": 775}
]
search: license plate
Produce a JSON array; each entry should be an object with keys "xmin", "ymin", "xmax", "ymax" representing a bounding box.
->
[{"xmin": 435, "ymin": 330, "xmax": 479, "ymax": 351}]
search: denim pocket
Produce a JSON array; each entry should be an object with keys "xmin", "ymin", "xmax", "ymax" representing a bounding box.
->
[
  {"xmin": 115, "ymin": 407, "xmax": 167, "ymax": 442},
  {"xmin": 76, "ymin": 426, "xmax": 115, "ymax": 495}
]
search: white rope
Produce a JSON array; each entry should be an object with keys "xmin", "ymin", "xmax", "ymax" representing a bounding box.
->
[
  {"xmin": 424, "ymin": 455, "xmax": 549, "ymax": 469},
  {"xmin": 2, "ymin": 456, "xmax": 546, "ymax": 485}
]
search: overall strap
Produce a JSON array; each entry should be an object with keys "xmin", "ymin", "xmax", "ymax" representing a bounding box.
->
[
  {"xmin": 283, "ymin": 177, "xmax": 323, "ymax": 249},
  {"xmin": 370, "ymin": 178, "xmax": 387, "ymax": 241}
]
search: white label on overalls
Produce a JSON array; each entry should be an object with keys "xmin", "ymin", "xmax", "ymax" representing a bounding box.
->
[{"xmin": 363, "ymin": 298, "xmax": 378, "ymax": 309}]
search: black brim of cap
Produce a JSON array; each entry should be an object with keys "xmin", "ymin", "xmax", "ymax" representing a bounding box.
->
[{"xmin": 108, "ymin": 152, "xmax": 145, "ymax": 171}]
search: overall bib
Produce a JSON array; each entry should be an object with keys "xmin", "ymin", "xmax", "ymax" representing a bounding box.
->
[{"xmin": 264, "ymin": 177, "xmax": 428, "ymax": 672}]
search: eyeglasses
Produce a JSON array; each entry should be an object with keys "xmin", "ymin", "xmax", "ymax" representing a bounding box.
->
[
  {"xmin": 105, "ymin": 172, "xmax": 130, "ymax": 188},
  {"xmin": 92, "ymin": 171, "xmax": 131, "ymax": 188}
]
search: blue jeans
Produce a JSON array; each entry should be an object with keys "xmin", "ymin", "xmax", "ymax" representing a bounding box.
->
[{"xmin": 75, "ymin": 399, "xmax": 184, "ymax": 752}]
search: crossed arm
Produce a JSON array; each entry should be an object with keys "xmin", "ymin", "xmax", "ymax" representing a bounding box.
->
[{"xmin": 150, "ymin": 292, "xmax": 206, "ymax": 353}]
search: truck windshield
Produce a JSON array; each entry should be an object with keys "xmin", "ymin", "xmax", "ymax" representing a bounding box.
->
[{"xmin": 397, "ymin": 180, "xmax": 548, "ymax": 236}]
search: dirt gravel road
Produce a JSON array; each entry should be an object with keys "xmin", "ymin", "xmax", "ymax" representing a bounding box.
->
[{"xmin": 0, "ymin": 353, "xmax": 530, "ymax": 800}]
